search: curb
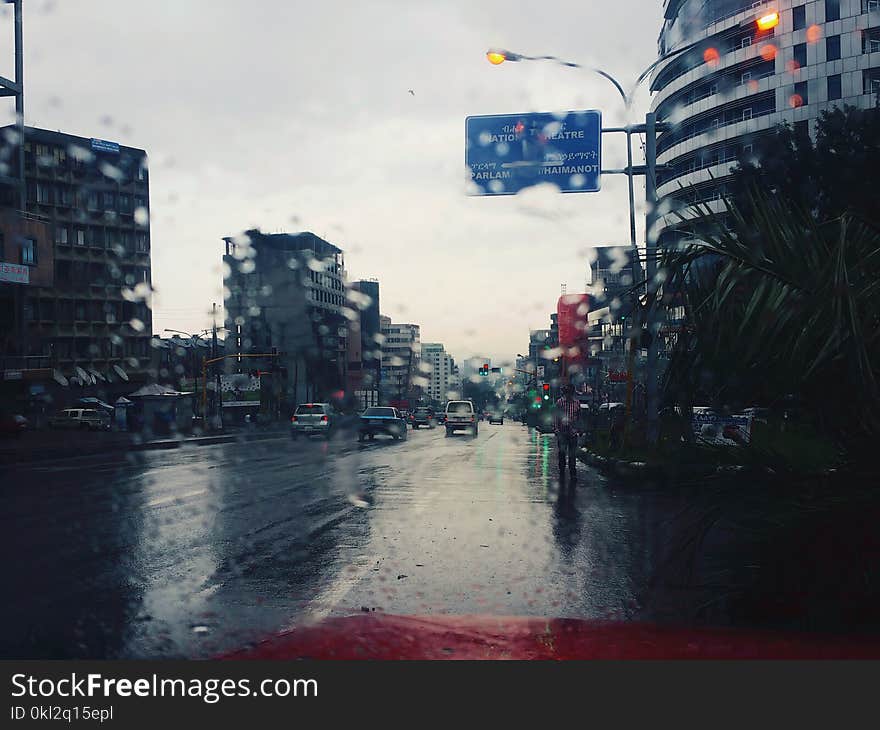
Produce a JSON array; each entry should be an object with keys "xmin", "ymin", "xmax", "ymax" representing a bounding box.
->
[
  {"xmin": 579, "ymin": 447, "xmax": 750, "ymax": 481},
  {"xmin": 577, "ymin": 448, "xmax": 654, "ymax": 478}
]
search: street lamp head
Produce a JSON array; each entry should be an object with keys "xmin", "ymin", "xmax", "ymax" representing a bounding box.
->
[
  {"xmin": 486, "ymin": 48, "xmax": 520, "ymax": 65},
  {"xmin": 756, "ymin": 11, "xmax": 779, "ymax": 31}
]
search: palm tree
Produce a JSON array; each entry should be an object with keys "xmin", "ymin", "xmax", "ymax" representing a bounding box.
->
[{"xmin": 659, "ymin": 187, "xmax": 880, "ymax": 454}]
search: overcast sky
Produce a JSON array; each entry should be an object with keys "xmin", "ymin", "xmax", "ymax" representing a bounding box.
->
[{"xmin": 3, "ymin": 0, "xmax": 663, "ymax": 364}]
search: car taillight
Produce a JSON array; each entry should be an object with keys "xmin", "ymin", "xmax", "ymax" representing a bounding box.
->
[
  {"xmin": 321, "ymin": 415, "xmax": 328, "ymax": 422},
  {"xmin": 291, "ymin": 416, "xmax": 298, "ymax": 422},
  {"xmin": 470, "ymin": 416, "xmax": 475, "ymax": 422}
]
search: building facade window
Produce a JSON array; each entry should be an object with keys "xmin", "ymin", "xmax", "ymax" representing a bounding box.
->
[
  {"xmin": 863, "ymin": 69, "xmax": 880, "ymax": 94},
  {"xmin": 75, "ymin": 228, "xmax": 85, "ymax": 246},
  {"xmin": 828, "ymin": 74, "xmax": 842, "ymax": 100},
  {"xmin": 794, "ymin": 43, "xmax": 807, "ymax": 69},
  {"xmin": 826, "ymin": 0, "xmax": 840, "ymax": 22},
  {"xmin": 795, "ymin": 81, "xmax": 809, "ymax": 104},
  {"xmin": 827, "ymin": 35, "xmax": 841, "ymax": 61},
  {"xmin": 20, "ymin": 238, "xmax": 37, "ymax": 266},
  {"xmin": 56, "ymin": 225, "xmax": 68, "ymax": 245},
  {"xmin": 863, "ymin": 30, "xmax": 880, "ymax": 54},
  {"xmin": 793, "ymin": 5, "xmax": 806, "ymax": 30}
]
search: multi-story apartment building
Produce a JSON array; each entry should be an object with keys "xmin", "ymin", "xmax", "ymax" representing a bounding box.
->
[
  {"xmin": 346, "ymin": 279, "xmax": 381, "ymax": 408},
  {"xmin": 652, "ymin": 0, "xmax": 880, "ymax": 247},
  {"xmin": 0, "ymin": 128, "xmax": 152, "ymax": 385},
  {"xmin": 460, "ymin": 355, "xmax": 493, "ymax": 382},
  {"xmin": 223, "ymin": 230, "xmax": 347, "ymax": 409},
  {"xmin": 422, "ymin": 342, "xmax": 455, "ymax": 404},
  {"xmin": 379, "ymin": 317, "xmax": 420, "ymax": 405},
  {"xmin": 528, "ymin": 329, "xmax": 552, "ymax": 376}
]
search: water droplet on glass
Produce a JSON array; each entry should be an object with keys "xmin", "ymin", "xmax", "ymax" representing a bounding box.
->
[{"xmin": 99, "ymin": 162, "xmax": 123, "ymax": 182}]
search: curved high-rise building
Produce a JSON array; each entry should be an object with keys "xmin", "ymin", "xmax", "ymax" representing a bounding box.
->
[{"xmin": 651, "ymin": 0, "xmax": 880, "ymax": 246}]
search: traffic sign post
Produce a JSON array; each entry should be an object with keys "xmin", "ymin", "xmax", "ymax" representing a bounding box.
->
[{"xmin": 466, "ymin": 110, "xmax": 601, "ymax": 196}]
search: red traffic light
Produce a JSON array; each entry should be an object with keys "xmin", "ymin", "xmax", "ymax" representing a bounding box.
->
[{"xmin": 542, "ymin": 383, "xmax": 550, "ymax": 391}]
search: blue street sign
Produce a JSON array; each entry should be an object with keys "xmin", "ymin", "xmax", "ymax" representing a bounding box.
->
[{"xmin": 466, "ymin": 110, "xmax": 601, "ymax": 196}]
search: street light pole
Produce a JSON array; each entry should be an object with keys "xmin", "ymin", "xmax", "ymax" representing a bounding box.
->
[
  {"xmin": 644, "ymin": 111, "xmax": 660, "ymax": 445},
  {"xmin": 484, "ymin": 43, "xmax": 709, "ymax": 445}
]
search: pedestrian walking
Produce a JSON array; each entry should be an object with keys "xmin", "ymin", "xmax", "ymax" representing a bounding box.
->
[{"xmin": 553, "ymin": 382, "xmax": 581, "ymax": 480}]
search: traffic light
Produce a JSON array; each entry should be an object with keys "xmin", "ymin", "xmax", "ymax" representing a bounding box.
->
[
  {"xmin": 479, "ymin": 363, "xmax": 489, "ymax": 377},
  {"xmin": 542, "ymin": 383, "xmax": 550, "ymax": 400}
]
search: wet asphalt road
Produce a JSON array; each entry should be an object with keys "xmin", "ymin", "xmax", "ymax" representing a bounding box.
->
[{"xmin": 2, "ymin": 421, "xmax": 694, "ymax": 659}]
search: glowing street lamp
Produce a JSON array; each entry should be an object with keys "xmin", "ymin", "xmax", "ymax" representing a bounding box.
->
[
  {"xmin": 486, "ymin": 49, "xmax": 508, "ymax": 65},
  {"xmin": 756, "ymin": 11, "xmax": 779, "ymax": 31}
]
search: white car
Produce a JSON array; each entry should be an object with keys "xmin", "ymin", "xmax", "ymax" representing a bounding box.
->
[
  {"xmin": 445, "ymin": 400, "xmax": 478, "ymax": 437},
  {"xmin": 47, "ymin": 408, "xmax": 110, "ymax": 431},
  {"xmin": 290, "ymin": 403, "xmax": 334, "ymax": 439}
]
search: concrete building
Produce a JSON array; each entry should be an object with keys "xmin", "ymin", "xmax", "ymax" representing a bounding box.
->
[
  {"xmin": 527, "ymin": 330, "xmax": 552, "ymax": 380},
  {"xmin": 586, "ymin": 246, "xmax": 639, "ymax": 384},
  {"xmin": 460, "ymin": 355, "xmax": 492, "ymax": 383},
  {"xmin": 223, "ymin": 230, "xmax": 347, "ymax": 413},
  {"xmin": 379, "ymin": 316, "xmax": 420, "ymax": 406},
  {"xmin": 422, "ymin": 342, "xmax": 456, "ymax": 404},
  {"xmin": 652, "ymin": 0, "xmax": 880, "ymax": 247},
  {"xmin": 346, "ymin": 279, "xmax": 381, "ymax": 408},
  {"xmin": 0, "ymin": 128, "xmax": 152, "ymax": 383}
]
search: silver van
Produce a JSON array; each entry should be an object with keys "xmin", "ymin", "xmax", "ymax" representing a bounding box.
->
[{"xmin": 48, "ymin": 408, "xmax": 110, "ymax": 431}]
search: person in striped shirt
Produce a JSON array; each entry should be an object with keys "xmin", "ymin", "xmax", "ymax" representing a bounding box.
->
[{"xmin": 554, "ymin": 382, "xmax": 581, "ymax": 479}]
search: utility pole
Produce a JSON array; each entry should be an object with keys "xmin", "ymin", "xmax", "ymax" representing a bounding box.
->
[
  {"xmin": 12, "ymin": 0, "xmax": 24, "ymax": 211},
  {"xmin": 212, "ymin": 303, "xmax": 221, "ymax": 426}
]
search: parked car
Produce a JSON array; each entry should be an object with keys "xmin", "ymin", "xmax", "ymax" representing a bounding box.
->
[
  {"xmin": 0, "ymin": 413, "xmax": 28, "ymax": 438},
  {"xmin": 445, "ymin": 400, "xmax": 478, "ymax": 437},
  {"xmin": 358, "ymin": 407, "xmax": 408, "ymax": 441},
  {"xmin": 290, "ymin": 403, "xmax": 334, "ymax": 439},
  {"xmin": 47, "ymin": 408, "xmax": 109, "ymax": 431},
  {"xmin": 488, "ymin": 411, "xmax": 504, "ymax": 425},
  {"xmin": 410, "ymin": 407, "xmax": 435, "ymax": 429}
]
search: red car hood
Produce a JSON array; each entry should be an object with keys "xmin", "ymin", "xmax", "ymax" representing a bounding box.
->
[{"xmin": 222, "ymin": 614, "xmax": 880, "ymax": 660}]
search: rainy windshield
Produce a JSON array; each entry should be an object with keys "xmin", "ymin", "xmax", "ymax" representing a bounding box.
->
[{"xmin": 1, "ymin": 0, "xmax": 879, "ymax": 662}]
